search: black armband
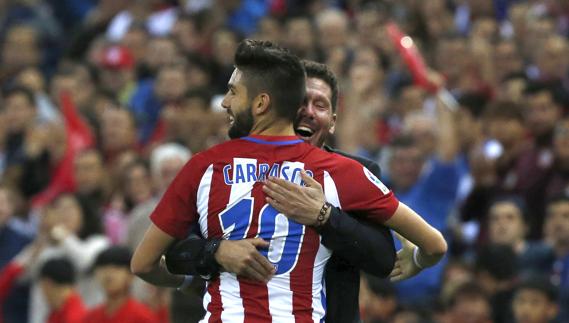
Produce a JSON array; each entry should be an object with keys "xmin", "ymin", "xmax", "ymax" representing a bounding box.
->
[{"xmin": 196, "ymin": 238, "xmax": 222, "ymax": 280}]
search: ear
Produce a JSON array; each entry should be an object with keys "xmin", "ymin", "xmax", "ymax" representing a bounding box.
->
[
  {"xmin": 253, "ymin": 93, "xmax": 271, "ymax": 115},
  {"xmin": 328, "ymin": 113, "xmax": 337, "ymax": 134}
]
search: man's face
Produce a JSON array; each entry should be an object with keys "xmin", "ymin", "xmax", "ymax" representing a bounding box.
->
[
  {"xmin": 513, "ymin": 289, "xmax": 557, "ymax": 323},
  {"xmin": 451, "ymin": 297, "xmax": 492, "ymax": 323},
  {"xmin": 488, "ymin": 201, "xmax": 526, "ymax": 246},
  {"xmin": 221, "ymin": 69, "xmax": 254, "ymax": 139},
  {"xmin": 4, "ymin": 93, "xmax": 36, "ymax": 133},
  {"xmin": 525, "ymin": 91, "xmax": 561, "ymax": 137},
  {"xmin": 74, "ymin": 151, "xmax": 105, "ymax": 193},
  {"xmin": 545, "ymin": 201, "xmax": 569, "ymax": 247},
  {"xmin": 294, "ymin": 77, "xmax": 336, "ymax": 147},
  {"xmin": 155, "ymin": 68, "xmax": 188, "ymax": 103},
  {"xmin": 100, "ymin": 109, "xmax": 136, "ymax": 152},
  {"xmin": 389, "ymin": 146, "xmax": 424, "ymax": 191}
]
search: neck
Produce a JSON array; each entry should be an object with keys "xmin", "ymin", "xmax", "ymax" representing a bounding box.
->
[
  {"xmin": 250, "ymin": 118, "xmax": 296, "ymax": 136},
  {"xmin": 105, "ymin": 293, "xmax": 129, "ymax": 314},
  {"xmin": 53, "ymin": 287, "xmax": 74, "ymax": 310}
]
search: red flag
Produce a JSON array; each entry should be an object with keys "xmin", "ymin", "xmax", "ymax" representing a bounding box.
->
[
  {"xmin": 386, "ymin": 22, "xmax": 439, "ymax": 93},
  {"xmin": 31, "ymin": 92, "xmax": 95, "ymax": 208}
]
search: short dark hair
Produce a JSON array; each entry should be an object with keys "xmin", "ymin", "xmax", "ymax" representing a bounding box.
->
[
  {"xmin": 448, "ymin": 281, "xmax": 488, "ymax": 307},
  {"xmin": 546, "ymin": 192, "xmax": 569, "ymax": 208},
  {"xmin": 302, "ymin": 60, "xmax": 339, "ymax": 112},
  {"xmin": 524, "ymin": 80, "xmax": 569, "ymax": 109},
  {"xmin": 489, "ymin": 195, "xmax": 529, "ymax": 223},
  {"xmin": 93, "ymin": 246, "xmax": 132, "ymax": 269},
  {"xmin": 2, "ymin": 85, "xmax": 35, "ymax": 107},
  {"xmin": 457, "ymin": 92, "xmax": 489, "ymax": 118},
  {"xmin": 515, "ymin": 276, "xmax": 558, "ymax": 302},
  {"xmin": 234, "ymin": 39, "xmax": 306, "ymax": 122},
  {"xmin": 39, "ymin": 257, "xmax": 76, "ymax": 285}
]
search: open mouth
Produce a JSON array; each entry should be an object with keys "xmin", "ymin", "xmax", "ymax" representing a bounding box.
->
[
  {"xmin": 295, "ymin": 126, "xmax": 314, "ymax": 139},
  {"xmin": 227, "ymin": 111, "xmax": 235, "ymax": 125}
]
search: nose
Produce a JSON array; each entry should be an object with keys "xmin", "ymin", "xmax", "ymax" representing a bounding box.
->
[
  {"xmin": 299, "ymin": 102, "xmax": 315, "ymax": 119},
  {"xmin": 221, "ymin": 94, "xmax": 230, "ymax": 110}
]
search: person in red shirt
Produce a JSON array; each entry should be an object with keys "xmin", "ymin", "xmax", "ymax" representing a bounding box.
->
[
  {"xmin": 38, "ymin": 257, "xmax": 87, "ymax": 323},
  {"xmin": 83, "ymin": 246, "xmax": 161, "ymax": 323}
]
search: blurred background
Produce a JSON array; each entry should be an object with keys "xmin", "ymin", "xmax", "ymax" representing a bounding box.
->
[{"xmin": 0, "ymin": 0, "xmax": 568, "ymax": 322}]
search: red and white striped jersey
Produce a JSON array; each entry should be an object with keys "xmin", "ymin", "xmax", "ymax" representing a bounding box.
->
[{"xmin": 150, "ymin": 135, "xmax": 399, "ymax": 323}]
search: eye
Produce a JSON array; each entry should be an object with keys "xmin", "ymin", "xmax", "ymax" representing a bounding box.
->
[{"xmin": 315, "ymin": 103, "xmax": 328, "ymax": 110}]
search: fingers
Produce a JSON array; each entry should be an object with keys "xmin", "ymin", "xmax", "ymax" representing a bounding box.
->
[
  {"xmin": 266, "ymin": 196, "xmax": 287, "ymax": 214},
  {"xmin": 251, "ymin": 250, "xmax": 276, "ymax": 276},
  {"xmin": 247, "ymin": 237, "xmax": 270, "ymax": 249},
  {"xmin": 300, "ymin": 171, "xmax": 321, "ymax": 188},
  {"xmin": 243, "ymin": 257, "xmax": 273, "ymax": 282},
  {"xmin": 242, "ymin": 265, "xmax": 270, "ymax": 282},
  {"xmin": 390, "ymin": 274, "xmax": 403, "ymax": 283},
  {"xmin": 262, "ymin": 183, "xmax": 288, "ymax": 203},
  {"xmin": 266, "ymin": 176, "xmax": 298, "ymax": 191}
]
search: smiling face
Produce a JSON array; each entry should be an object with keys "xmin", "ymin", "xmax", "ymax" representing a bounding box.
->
[
  {"xmin": 221, "ymin": 68, "xmax": 255, "ymax": 139},
  {"xmin": 294, "ymin": 77, "xmax": 337, "ymax": 147}
]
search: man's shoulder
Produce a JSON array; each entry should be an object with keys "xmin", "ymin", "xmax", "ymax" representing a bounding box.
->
[
  {"xmin": 325, "ymin": 147, "xmax": 379, "ymax": 168},
  {"xmin": 322, "ymin": 146, "xmax": 381, "ymax": 176}
]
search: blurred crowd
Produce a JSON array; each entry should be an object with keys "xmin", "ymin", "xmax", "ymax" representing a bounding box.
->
[{"xmin": 0, "ymin": 0, "xmax": 568, "ymax": 322}]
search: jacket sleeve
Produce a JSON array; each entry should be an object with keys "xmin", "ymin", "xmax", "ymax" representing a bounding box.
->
[{"xmin": 319, "ymin": 207, "xmax": 396, "ymax": 277}]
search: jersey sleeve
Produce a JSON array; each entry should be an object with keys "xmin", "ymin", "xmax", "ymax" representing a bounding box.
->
[
  {"xmin": 150, "ymin": 154, "xmax": 205, "ymax": 240},
  {"xmin": 329, "ymin": 157, "xmax": 399, "ymax": 223}
]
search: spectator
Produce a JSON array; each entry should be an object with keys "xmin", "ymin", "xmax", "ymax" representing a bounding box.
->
[
  {"xmin": 439, "ymin": 259, "xmax": 474, "ymax": 306},
  {"xmin": 38, "ymin": 257, "xmax": 87, "ymax": 323},
  {"xmin": 445, "ymin": 282, "xmax": 492, "ymax": 323},
  {"xmin": 104, "ymin": 159, "xmax": 154, "ymax": 245},
  {"xmin": 1, "ymin": 193, "xmax": 109, "ymax": 323},
  {"xmin": 461, "ymin": 100, "xmax": 531, "ymax": 240},
  {"xmin": 83, "ymin": 246, "xmax": 162, "ymax": 323},
  {"xmin": 487, "ymin": 196, "xmax": 554, "ymax": 277},
  {"xmin": 96, "ymin": 45, "xmax": 137, "ymax": 105},
  {"xmin": 475, "ymin": 244, "xmax": 518, "ymax": 323},
  {"xmin": 126, "ymin": 143, "xmax": 190, "ymax": 251},
  {"xmin": 359, "ymin": 275, "xmax": 399, "ymax": 323},
  {"xmin": 50, "ymin": 63, "xmax": 98, "ymax": 128},
  {"xmin": 542, "ymin": 193, "xmax": 569, "ymax": 322},
  {"xmin": 14, "ymin": 67, "xmax": 59, "ymax": 124},
  {"xmin": 140, "ymin": 36, "xmax": 182, "ymax": 79},
  {"xmin": 129, "ymin": 61, "xmax": 189, "ymax": 144},
  {"xmin": 98, "ymin": 107, "xmax": 137, "ymax": 163},
  {"xmin": 0, "ymin": 185, "xmax": 31, "ymax": 269},
  {"xmin": 512, "ymin": 276, "xmax": 559, "ymax": 323},
  {"xmin": 2, "ymin": 86, "xmax": 39, "ymax": 168},
  {"xmin": 73, "ymin": 149, "xmax": 109, "ymax": 234},
  {"xmin": 0, "ymin": 24, "xmax": 42, "ymax": 84},
  {"xmin": 0, "ymin": 185, "xmax": 32, "ymax": 323}
]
